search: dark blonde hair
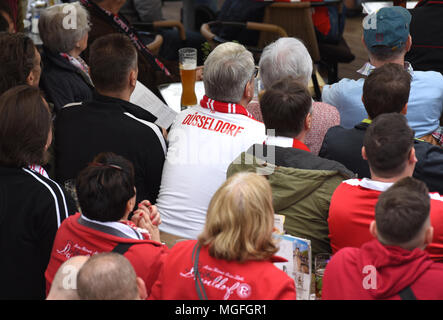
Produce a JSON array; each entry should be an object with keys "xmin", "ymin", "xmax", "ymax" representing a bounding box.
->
[{"xmin": 198, "ymin": 172, "xmax": 278, "ymax": 262}]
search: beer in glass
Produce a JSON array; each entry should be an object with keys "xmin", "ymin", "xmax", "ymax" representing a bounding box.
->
[{"xmin": 179, "ymin": 48, "xmax": 197, "ymax": 110}]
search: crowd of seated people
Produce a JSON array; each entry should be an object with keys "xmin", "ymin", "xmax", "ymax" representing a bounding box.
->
[{"xmin": 1, "ymin": 2, "xmax": 443, "ymax": 301}]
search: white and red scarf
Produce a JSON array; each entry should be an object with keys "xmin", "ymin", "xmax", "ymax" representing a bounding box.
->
[
  {"xmin": 28, "ymin": 164, "xmax": 49, "ymax": 178},
  {"xmin": 200, "ymin": 95, "xmax": 255, "ymax": 120}
]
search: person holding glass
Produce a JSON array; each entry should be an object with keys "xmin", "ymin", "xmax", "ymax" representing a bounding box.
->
[
  {"xmin": 38, "ymin": 2, "xmax": 94, "ymax": 113},
  {"xmin": 149, "ymin": 172, "xmax": 296, "ymax": 300}
]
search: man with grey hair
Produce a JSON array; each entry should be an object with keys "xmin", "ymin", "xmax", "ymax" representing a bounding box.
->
[
  {"xmin": 247, "ymin": 37, "xmax": 340, "ymax": 155},
  {"xmin": 156, "ymin": 42, "xmax": 266, "ymax": 246},
  {"xmin": 77, "ymin": 253, "xmax": 147, "ymax": 300},
  {"xmin": 46, "ymin": 256, "xmax": 89, "ymax": 300},
  {"xmin": 39, "ymin": 2, "xmax": 94, "ymax": 112}
]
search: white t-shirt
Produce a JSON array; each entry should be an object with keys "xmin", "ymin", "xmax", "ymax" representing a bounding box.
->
[{"xmin": 156, "ymin": 105, "xmax": 266, "ymax": 239}]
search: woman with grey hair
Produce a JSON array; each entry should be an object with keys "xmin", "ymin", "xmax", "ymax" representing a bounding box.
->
[
  {"xmin": 246, "ymin": 37, "xmax": 340, "ymax": 155},
  {"xmin": 39, "ymin": 2, "xmax": 94, "ymax": 113}
]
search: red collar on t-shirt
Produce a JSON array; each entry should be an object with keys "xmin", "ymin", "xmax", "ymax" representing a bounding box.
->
[{"xmin": 200, "ymin": 95, "xmax": 255, "ymax": 120}]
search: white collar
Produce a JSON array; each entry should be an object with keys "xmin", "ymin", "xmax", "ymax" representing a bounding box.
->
[
  {"xmin": 265, "ymin": 135, "xmax": 294, "ymax": 148},
  {"xmin": 344, "ymin": 178, "xmax": 393, "ymax": 192},
  {"xmin": 81, "ymin": 214, "xmax": 143, "ymax": 240}
]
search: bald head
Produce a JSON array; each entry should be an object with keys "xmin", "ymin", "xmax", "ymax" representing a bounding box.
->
[
  {"xmin": 47, "ymin": 255, "xmax": 89, "ymax": 300},
  {"xmin": 77, "ymin": 252, "xmax": 145, "ymax": 300}
]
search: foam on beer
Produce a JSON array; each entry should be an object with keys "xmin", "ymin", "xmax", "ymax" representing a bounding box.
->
[{"xmin": 180, "ymin": 60, "xmax": 197, "ymax": 70}]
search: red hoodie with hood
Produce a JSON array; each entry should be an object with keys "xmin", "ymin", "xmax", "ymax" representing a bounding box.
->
[{"xmin": 322, "ymin": 239, "xmax": 443, "ymax": 300}]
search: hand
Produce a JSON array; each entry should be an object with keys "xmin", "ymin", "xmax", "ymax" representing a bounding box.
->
[
  {"xmin": 137, "ymin": 200, "xmax": 161, "ymax": 226},
  {"xmin": 131, "ymin": 210, "xmax": 161, "ymax": 242}
]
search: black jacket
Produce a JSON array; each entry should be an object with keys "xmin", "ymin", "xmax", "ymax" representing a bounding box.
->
[
  {"xmin": 319, "ymin": 122, "xmax": 443, "ymax": 194},
  {"xmin": 406, "ymin": 2, "xmax": 443, "ymax": 74},
  {"xmin": 0, "ymin": 167, "xmax": 76, "ymax": 299},
  {"xmin": 40, "ymin": 47, "xmax": 94, "ymax": 113},
  {"xmin": 54, "ymin": 92, "xmax": 166, "ymax": 204}
]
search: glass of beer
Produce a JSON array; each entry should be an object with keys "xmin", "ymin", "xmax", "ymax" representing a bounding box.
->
[
  {"xmin": 314, "ymin": 253, "xmax": 331, "ymax": 300},
  {"xmin": 179, "ymin": 48, "xmax": 197, "ymax": 110}
]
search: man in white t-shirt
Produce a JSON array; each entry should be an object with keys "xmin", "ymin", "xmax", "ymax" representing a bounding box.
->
[{"xmin": 156, "ymin": 42, "xmax": 266, "ymax": 245}]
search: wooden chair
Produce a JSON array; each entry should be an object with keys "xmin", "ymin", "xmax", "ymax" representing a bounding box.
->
[
  {"xmin": 261, "ymin": 2, "xmax": 355, "ymax": 85},
  {"xmin": 200, "ymin": 21, "xmax": 288, "ymax": 63},
  {"xmin": 132, "ymin": 20, "xmax": 187, "ymax": 56}
]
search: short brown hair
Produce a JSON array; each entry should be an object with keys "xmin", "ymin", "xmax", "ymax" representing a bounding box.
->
[
  {"xmin": 77, "ymin": 252, "xmax": 139, "ymax": 300},
  {"xmin": 76, "ymin": 152, "xmax": 136, "ymax": 222},
  {"xmin": 363, "ymin": 63, "xmax": 411, "ymax": 119},
  {"xmin": 0, "ymin": 85, "xmax": 51, "ymax": 167},
  {"xmin": 363, "ymin": 113, "xmax": 414, "ymax": 178},
  {"xmin": 198, "ymin": 172, "xmax": 278, "ymax": 262},
  {"xmin": 375, "ymin": 177, "xmax": 430, "ymax": 246},
  {"xmin": 89, "ymin": 33, "xmax": 138, "ymax": 92},
  {"xmin": 0, "ymin": 32, "xmax": 38, "ymax": 95},
  {"xmin": 260, "ymin": 77, "xmax": 312, "ymax": 137}
]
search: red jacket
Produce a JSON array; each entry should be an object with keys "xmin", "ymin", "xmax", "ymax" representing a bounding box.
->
[
  {"xmin": 149, "ymin": 240, "xmax": 296, "ymax": 300},
  {"xmin": 322, "ymin": 239, "xmax": 443, "ymax": 300},
  {"xmin": 328, "ymin": 179, "xmax": 443, "ymax": 261},
  {"xmin": 45, "ymin": 213, "xmax": 169, "ymax": 296}
]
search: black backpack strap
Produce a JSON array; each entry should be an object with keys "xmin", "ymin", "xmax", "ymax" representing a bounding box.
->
[
  {"xmin": 112, "ymin": 243, "xmax": 136, "ymax": 255},
  {"xmin": 398, "ymin": 286, "xmax": 417, "ymax": 300}
]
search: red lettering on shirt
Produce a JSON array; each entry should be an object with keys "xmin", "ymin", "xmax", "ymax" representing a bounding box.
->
[{"xmin": 182, "ymin": 112, "xmax": 245, "ymax": 137}]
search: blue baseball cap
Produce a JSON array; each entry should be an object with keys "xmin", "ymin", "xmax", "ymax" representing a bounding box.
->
[{"xmin": 363, "ymin": 7, "xmax": 411, "ymax": 51}]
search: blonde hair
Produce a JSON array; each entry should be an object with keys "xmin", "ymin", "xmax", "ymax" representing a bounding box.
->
[{"xmin": 198, "ymin": 172, "xmax": 278, "ymax": 262}]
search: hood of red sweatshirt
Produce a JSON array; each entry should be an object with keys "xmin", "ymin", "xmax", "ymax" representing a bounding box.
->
[{"xmin": 357, "ymin": 240, "xmax": 433, "ymax": 299}]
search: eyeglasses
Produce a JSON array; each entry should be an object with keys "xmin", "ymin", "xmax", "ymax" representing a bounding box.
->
[{"xmin": 253, "ymin": 66, "xmax": 259, "ymax": 79}]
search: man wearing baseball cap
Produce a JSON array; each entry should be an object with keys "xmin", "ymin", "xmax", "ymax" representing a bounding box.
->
[{"xmin": 322, "ymin": 6, "xmax": 443, "ymax": 146}]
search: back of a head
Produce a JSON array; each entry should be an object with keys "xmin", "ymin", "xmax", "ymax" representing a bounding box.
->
[
  {"xmin": 363, "ymin": 113, "xmax": 414, "ymax": 179},
  {"xmin": 363, "ymin": 63, "xmax": 411, "ymax": 119},
  {"xmin": 203, "ymin": 42, "xmax": 255, "ymax": 103},
  {"xmin": 198, "ymin": 172, "xmax": 277, "ymax": 262},
  {"xmin": 75, "ymin": 152, "xmax": 135, "ymax": 222},
  {"xmin": 375, "ymin": 177, "xmax": 430, "ymax": 248},
  {"xmin": 0, "ymin": 32, "xmax": 37, "ymax": 95},
  {"xmin": 77, "ymin": 252, "xmax": 139, "ymax": 300},
  {"xmin": 260, "ymin": 77, "xmax": 312, "ymax": 138},
  {"xmin": 259, "ymin": 37, "xmax": 313, "ymax": 89},
  {"xmin": 0, "ymin": 85, "xmax": 51, "ymax": 167},
  {"xmin": 89, "ymin": 33, "xmax": 137, "ymax": 92},
  {"xmin": 363, "ymin": 7, "xmax": 411, "ymax": 62},
  {"xmin": 38, "ymin": 2, "xmax": 90, "ymax": 54},
  {"xmin": 47, "ymin": 255, "xmax": 89, "ymax": 300}
]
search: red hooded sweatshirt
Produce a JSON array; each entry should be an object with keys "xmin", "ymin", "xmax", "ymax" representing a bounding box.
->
[{"xmin": 322, "ymin": 239, "xmax": 443, "ymax": 300}]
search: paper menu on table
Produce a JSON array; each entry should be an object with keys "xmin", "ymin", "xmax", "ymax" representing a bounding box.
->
[
  {"xmin": 273, "ymin": 234, "xmax": 312, "ymax": 300},
  {"xmin": 130, "ymin": 81, "xmax": 178, "ymax": 130},
  {"xmin": 158, "ymin": 81, "xmax": 205, "ymax": 113}
]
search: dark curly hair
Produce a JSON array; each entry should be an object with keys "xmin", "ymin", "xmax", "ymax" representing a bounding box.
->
[{"xmin": 0, "ymin": 32, "xmax": 37, "ymax": 95}]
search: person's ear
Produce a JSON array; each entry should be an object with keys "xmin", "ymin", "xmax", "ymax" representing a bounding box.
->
[
  {"xmin": 406, "ymin": 35, "xmax": 412, "ymax": 52},
  {"xmin": 129, "ymin": 69, "xmax": 138, "ymax": 88},
  {"xmin": 362, "ymin": 146, "xmax": 368, "ymax": 160},
  {"xmin": 401, "ymin": 103, "xmax": 408, "ymax": 115},
  {"xmin": 425, "ymin": 226, "xmax": 434, "ymax": 247},
  {"xmin": 409, "ymin": 147, "xmax": 417, "ymax": 165},
  {"xmin": 26, "ymin": 71, "xmax": 35, "ymax": 86},
  {"xmin": 369, "ymin": 220, "xmax": 378, "ymax": 238},
  {"xmin": 126, "ymin": 195, "xmax": 136, "ymax": 215},
  {"xmin": 244, "ymin": 79, "xmax": 254, "ymax": 101},
  {"xmin": 305, "ymin": 112, "xmax": 312, "ymax": 131},
  {"xmin": 136, "ymin": 277, "xmax": 147, "ymax": 300}
]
